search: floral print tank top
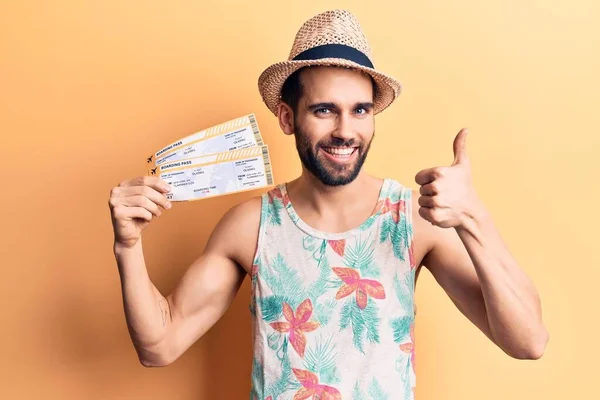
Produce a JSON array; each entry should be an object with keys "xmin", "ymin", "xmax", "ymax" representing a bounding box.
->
[{"xmin": 250, "ymin": 178, "xmax": 417, "ymax": 400}]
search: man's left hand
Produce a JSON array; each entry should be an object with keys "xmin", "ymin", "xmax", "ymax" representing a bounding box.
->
[{"xmin": 414, "ymin": 128, "xmax": 483, "ymax": 229}]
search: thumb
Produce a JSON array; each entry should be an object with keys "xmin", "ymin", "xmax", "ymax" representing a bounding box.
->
[{"xmin": 452, "ymin": 128, "xmax": 469, "ymax": 166}]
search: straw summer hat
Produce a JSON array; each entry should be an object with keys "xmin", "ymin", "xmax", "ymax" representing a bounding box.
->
[{"xmin": 258, "ymin": 9, "xmax": 402, "ymax": 116}]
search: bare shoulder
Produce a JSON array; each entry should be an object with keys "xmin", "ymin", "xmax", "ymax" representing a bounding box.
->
[{"xmin": 207, "ymin": 195, "xmax": 263, "ymax": 275}]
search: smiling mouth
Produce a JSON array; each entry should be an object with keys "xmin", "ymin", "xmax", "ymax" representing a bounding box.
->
[{"xmin": 321, "ymin": 146, "xmax": 358, "ymax": 159}]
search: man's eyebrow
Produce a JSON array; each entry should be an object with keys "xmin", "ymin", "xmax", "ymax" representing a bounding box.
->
[
  {"xmin": 356, "ymin": 102, "xmax": 374, "ymax": 109},
  {"xmin": 307, "ymin": 102, "xmax": 338, "ymax": 111}
]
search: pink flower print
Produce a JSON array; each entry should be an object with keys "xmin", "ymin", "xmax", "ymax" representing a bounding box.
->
[
  {"xmin": 375, "ymin": 198, "xmax": 406, "ymax": 223},
  {"xmin": 292, "ymin": 369, "xmax": 342, "ymax": 400},
  {"xmin": 269, "ymin": 299, "xmax": 319, "ymax": 357},
  {"xmin": 268, "ymin": 188, "xmax": 290, "ymax": 206},
  {"xmin": 333, "ymin": 267, "xmax": 386, "ymax": 309},
  {"xmin": 327, "ymin": 239, "xmax": 346, "ymax": 257}
]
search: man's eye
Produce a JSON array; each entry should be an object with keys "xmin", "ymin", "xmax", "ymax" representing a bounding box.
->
[
  {"xmin": 315, "ymin": 108, "xmax": 331, "ymax": 115},
  {"xmin": 355, "ymin": 108, "xmax": 368, "ymax": 115}
]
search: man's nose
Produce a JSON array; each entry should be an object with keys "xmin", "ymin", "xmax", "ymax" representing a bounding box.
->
[{"xmin": 331, "ymin": 115, "xmax": 356, "ymax": 144}]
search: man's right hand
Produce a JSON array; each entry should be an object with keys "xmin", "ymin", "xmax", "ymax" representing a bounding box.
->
[{"xmin": 108, "ymin": 176, "xmax": 173, "ymax": 249}]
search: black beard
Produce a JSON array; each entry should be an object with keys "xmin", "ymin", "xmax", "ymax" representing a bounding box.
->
[{"xmin": 293, "ymin": 122, "xmax": 373, "ymax": 186}]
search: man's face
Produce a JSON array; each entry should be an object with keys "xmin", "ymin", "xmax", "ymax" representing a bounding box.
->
[{"xmin": 292, "ymin": 67, "xmax": 375, "ymax": 186}]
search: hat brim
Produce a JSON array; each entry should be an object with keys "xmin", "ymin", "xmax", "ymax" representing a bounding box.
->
[{"xmin": 258, "ymin": 58, "xmax": 402, "ymax": 116}]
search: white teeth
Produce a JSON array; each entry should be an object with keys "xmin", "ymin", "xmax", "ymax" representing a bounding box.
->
[{"xmin": 323, "ymin": 147, "xmax": 355, "ymax": 156}]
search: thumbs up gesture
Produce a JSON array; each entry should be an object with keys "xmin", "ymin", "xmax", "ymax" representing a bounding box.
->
[{"xmin": 414, "ymin": 128, "xmax": 483, "ymax": 229}]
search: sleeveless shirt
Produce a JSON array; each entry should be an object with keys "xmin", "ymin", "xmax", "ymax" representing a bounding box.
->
[{"xmin": 249, "ymin": 178, "xmax": 417, "ymax": 400}]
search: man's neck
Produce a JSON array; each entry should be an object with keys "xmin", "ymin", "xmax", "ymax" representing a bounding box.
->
[{"xmin": 285, "ymin": 170, "xmax": 384, "ymax": 232}]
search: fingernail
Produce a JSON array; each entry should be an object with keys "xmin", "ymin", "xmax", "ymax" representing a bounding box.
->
[{"xmin": 166, "ymin": 202, "xmax": 172, "ymax": 209}]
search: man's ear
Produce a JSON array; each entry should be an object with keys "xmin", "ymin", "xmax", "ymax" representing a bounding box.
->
[{"xmin": 277, "ymin": 103, "xmax": 295, "ymax": 136}]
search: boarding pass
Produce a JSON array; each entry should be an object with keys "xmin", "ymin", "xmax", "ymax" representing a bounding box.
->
[
  {"xmin": 146, "ymin": 113, "xmax": 264, "ymax": 166},
  {"xmin": 148, "ymin": 145, "xmax": 274, "ymax": 202}
]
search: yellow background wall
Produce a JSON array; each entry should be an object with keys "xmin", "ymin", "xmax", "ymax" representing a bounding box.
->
[{"xmin": 2, "ymin": 0, "xmax": 598, "ymax": 398}]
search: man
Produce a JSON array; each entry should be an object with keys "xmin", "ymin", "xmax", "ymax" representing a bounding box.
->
[{"xmin": 108, "ymin": 9, "xmax": 548, "ymax": 399}]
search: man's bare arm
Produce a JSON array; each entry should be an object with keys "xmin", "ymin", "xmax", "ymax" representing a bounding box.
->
[
  {"xmin": 414, "ymin": 191, "xmax": 549, "ymax": 360},
  {"xmin": 110, "ymin": 178, "xmax": 261, "ymax": 367},
  {"xmin": 157, "ymin": 197, "xmax": 261, "ymax": 366}
]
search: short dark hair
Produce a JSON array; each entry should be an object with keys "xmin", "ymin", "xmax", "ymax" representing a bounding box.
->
[{"xmin": 280, "ymin": 66, "xmax": 378, "ymax": 113}]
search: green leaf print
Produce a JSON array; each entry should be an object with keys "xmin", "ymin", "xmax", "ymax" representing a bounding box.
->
[
  {"xmin": 363, "ymin": 300, "xmax": 381, "ymax": 345},
  {"xmin": 339, "ymin": 299, "xmax": 353, "ymax": 329},
  {"xmin": 339, "ymin": 298, "xmax": 381, "ymax": 353},
  {"xmin": 391, "ymin": 213, "xmax": 411, "ymax": 261},
  {"xmin": 361, "ymin": 262, "xmax": 381, "ymax": 279},
  {"xmin": 339, "ymin": 300, "xmax": 365, "ymax": 353},
  {"xmin": 251, "ymin": 357, "xmax": 264, "ymax": 397},
  {"xmin": 394, "ymin": 273, "xmax": 412, "ymax": 311},
  {"xmin": 260, "ymin": 295, "xmax": 286, "ymax": 323},
  {"xmin": 352, "ymin": 379, "xmax": 391, "ymax": 400},
  {"xmin": 352, "ymin": 319, "xmax": 366, "ymax": 352},
  {"xmin": 259, "ymin": 253, "xmax": 307, "ymax": 309},
  {"xmin": 314, "ymin": 299, "xmax": 337, "ymax": 327},
  {"xmin": 319, "ymin": 362, "xmax": 341, "ymax": 386},
  {"xmin": 307, "ymin": 241, "xmax": 331, "ymax": 302},
  {"xmin": 396, "ymin": 356, "xmax": 414, "ymax": 399},
  {"xmin": 304, "ymin": 335, "xmax": 340, "ymax": 385},
  {"xmin": 267, "ymin": 331, "xmax": 281, "ymax": 350},
  {"xmin": 353, "ymin": 382, "xmax": 368, "ymax": 400},
  {"xmin": 268, "ymin": 338, "xmax": 302, "ymax": 397},
  {"xmin": 259, "ymin": 196, "xmax": 269, "ymax": 228},
  {"xmin": 279, "ymin": 334, "xmax": 289, "ymax": 361},
  {"xmin": 368, "ymin": 377, "xmax": 390, "ymax": 400},
  {"xmin": 344, "ymin": 234, "xmax": 379, "ymax": 278},
  {"xmin": 377, "ymin": 185, "xmax": 413, "ymax": 262},
  {"xmin": 379, "ymin": 217, "xmax": 393, "ymax": 244},
  {"xmin": 379, "ymin": 214, "xmax": 409, "ymax": 261},
  {"xmin": 303, "ymin": 236, "xmax": 331, "ymax": 263},
  {"xmin": 267, "ymin": 195, "xmax": 283, "ymax": 226},
  {"xmin": 302, "ymin": 235, "xmax": 319, "ymax": 253},
  {"xmin": 390, "ymin": 316, "xmax": 412, "ymax": 343}
]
